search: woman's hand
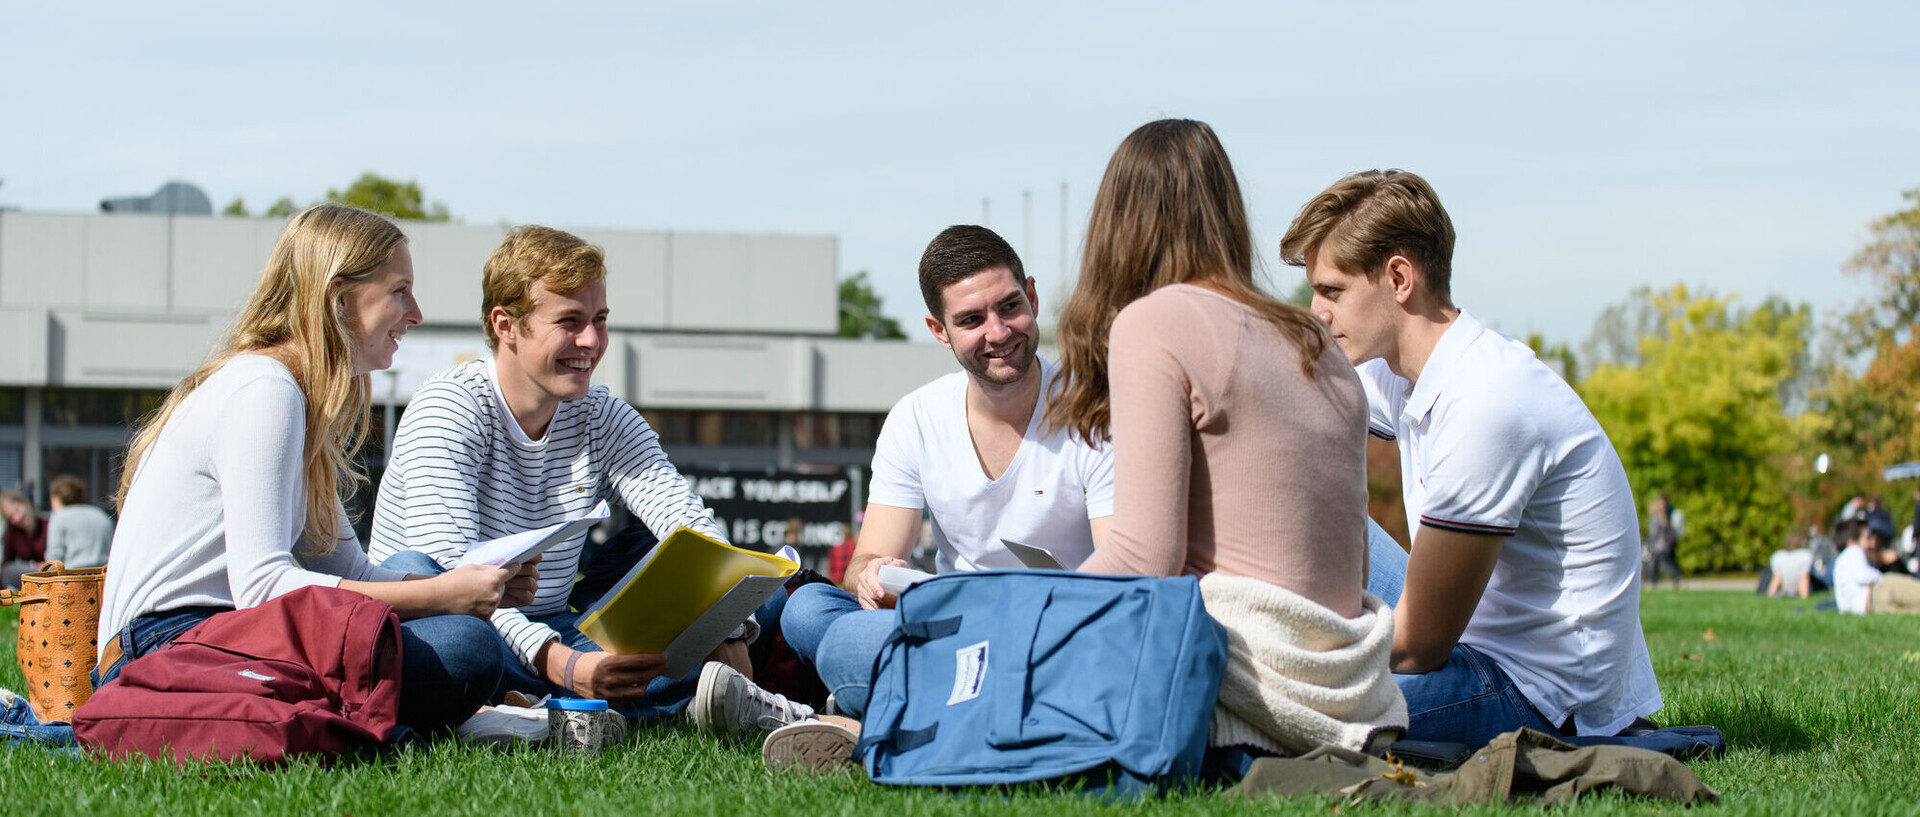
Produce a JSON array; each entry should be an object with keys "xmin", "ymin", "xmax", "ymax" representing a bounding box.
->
[{"xmin": 433, "ymin": 563, "xmax": 514, "ymax": 618}]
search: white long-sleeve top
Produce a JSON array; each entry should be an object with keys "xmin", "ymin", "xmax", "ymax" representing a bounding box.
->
[
  {"xmin": 367, "ymin": 358, "xmax": 724, "ymax": 672},
  {"xmin": 98, "ymin": 355, "xmax": 405, "ymax": 659}
]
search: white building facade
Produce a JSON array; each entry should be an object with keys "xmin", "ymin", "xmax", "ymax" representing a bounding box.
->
[{"xmin": 0, "ymin": 210, "xmax": 959, "ymax": 523}]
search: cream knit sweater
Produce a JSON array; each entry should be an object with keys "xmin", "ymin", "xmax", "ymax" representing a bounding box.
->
[{"xmin": 1201, "ymin": 573, "xmax": 1407, "ymax": 756}]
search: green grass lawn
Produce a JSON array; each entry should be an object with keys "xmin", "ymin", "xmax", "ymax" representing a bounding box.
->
[{"xmin": 3, "ymin": 589, "xmax": 1916, "ymax": 815}]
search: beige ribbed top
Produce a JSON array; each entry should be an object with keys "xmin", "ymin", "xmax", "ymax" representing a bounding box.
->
[{"xmin": 1078, "ymin": 284, "xmax": 1370, "ymax": 618}]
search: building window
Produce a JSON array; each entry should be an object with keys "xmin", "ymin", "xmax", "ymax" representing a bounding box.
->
[
  {"xmin": 42, "ymin": 388, "xmax": 168, "ymax": 428},
  {"xmin": 0, "ymin": 390, "xmax": 21, "ymax": 424},
  {"xmin": 832, "ymin": 412, "xmax": 885, "ymax": 450},
  {"xmin": 41, "ymin": 446, "xmax": 125, "ymax": 508},
  {"xmin": 638, "ymin": 410, "xmax": 779, "ymax": 448}
]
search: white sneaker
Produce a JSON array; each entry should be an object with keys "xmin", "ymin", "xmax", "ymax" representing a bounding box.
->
[
  {"xmin": 690, "ymin": 662, "xmax": 815, "ymax": 738},
  {"xmin": 456, "ymin": 704, "xmax": 549, "ymax": 745},
  {"xmin": 762, "ymin": 716, "xmax": 861, "ymax": 773}
]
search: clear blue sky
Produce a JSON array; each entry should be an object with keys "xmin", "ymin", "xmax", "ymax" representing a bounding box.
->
[{"xmin": 5, "ymin": 1, "xmax": 1916, "ymax": 352}]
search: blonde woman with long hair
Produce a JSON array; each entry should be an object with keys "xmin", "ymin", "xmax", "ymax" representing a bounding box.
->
[
  {"xmin": 1051, "ymin": 120, "xmax": 1406, "ymax": 759},
  {"xmin": 96, "ymin": 203, "xmax": 536, "ymax": 734}
]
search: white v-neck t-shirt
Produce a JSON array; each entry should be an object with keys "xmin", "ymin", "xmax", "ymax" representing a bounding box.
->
[{"xmin": 866, "ymin": 357, "xmax": 1114, "ymax": 572}]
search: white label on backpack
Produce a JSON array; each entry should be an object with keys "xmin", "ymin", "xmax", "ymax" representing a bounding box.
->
[
  {"xmin": 948, "ymin": 640, "xmax": 989, "ymax": 705},
  {"xmin": 238, "ymin": 669, "xmax": 275, "ymax": 682}
]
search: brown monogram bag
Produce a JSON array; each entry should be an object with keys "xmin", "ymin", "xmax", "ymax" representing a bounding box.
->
[{"xmin": 1, "ymin": 561, "xmax": 106, "ymax": 722}]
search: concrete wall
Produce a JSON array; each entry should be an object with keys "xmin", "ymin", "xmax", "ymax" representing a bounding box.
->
[{"xmin": 0, "ymin": 210, "xmax": 945, "ymax": 411}]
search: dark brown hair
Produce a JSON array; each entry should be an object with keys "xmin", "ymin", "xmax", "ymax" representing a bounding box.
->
[
  {"xmin": 918, "ymin": 225, "xmax": 1025, "ymax": 318},
  {"xmin": 49, "ymin": 475, "xmax": 87, "ymax": 507}
]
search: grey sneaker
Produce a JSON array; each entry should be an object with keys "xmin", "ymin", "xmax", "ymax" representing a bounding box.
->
[
  {"xmin": 690, "ymin": 662, "xmax": 815, "ymax": 738},
  {"xmin": 456, "ymin": 704, "xmax": 550, "ymax": 745},
  {"xmin": 762, "ymin": 715, "xmax": 861, "ymax": 773}
]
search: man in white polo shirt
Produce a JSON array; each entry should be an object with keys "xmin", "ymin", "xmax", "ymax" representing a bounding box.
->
[{"xmin": 1280, "ymin": 170, "xmax": 1662, "ymax": 750}]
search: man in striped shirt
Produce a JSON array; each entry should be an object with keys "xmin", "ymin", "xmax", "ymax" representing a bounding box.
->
[
  {"xmin": 1282, "ymin": 170, "xmax": 1661, "ymax": 750},
  {"xmin": 369, "ymin": 227, "xmax": 810, "ymax": 732}
]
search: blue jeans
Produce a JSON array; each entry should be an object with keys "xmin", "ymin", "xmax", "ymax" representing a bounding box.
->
[
  {"xmin": 1394, "ymin": 643, "xmax": 1557, "ymax": 749},
  {"xmin": 93, "ymin": 605, "xmax": 228, "ymax": 688},
  {"xmin": 1365, "ymin": 524, "xmax": 1555, "ymax": 749},
  {"xmin": 781, "ymin": 582, "xmax": 895, "ymax": 719},
  {"xmin": 381, "ymin": 549, "xmax": 732, "ymax": 722},
  {"xmin": 1, "ymin": 688, "xmax": 79, "ymax": 752},
  {"xmin": 1365, "ymin": 517, "xmax": 1408, "ymax": 606}
]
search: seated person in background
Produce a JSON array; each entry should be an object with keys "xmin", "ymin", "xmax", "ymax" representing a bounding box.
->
[
  {"xmin": 368, "ymin": 226, "xmax": 812, "ymax": 738},
  {"xmin": 774, "ymin": 224, "xmax": 1114, "ymax": 717},
  {"xmin": 46, "ymin": 475, "xmax": 113, "ymax": 570},
  {"xmin": 1765, "ymin": 527, "xmax": 1818, "ymax": 598},
  {"xmin": 1281, "ymin": 168, "xmax": 1662, "ymax": 750},
  {"xmin": 1, "ymin": 490, "xmax": 46, "ymax": 589},
  {"xmin": 97, "ymin": 204, "xmax": 536, "ymax": 735},
  {"xmin": 1834, "ymin": 508, "xmax": 1920, "ymax": 614}
]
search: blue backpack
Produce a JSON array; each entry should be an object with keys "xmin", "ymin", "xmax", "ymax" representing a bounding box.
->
[{"xmin": 855, "ymin": 570, "xmax": 1228, "ymax": 794}]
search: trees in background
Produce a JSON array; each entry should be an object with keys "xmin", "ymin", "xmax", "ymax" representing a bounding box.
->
[
  {"xmin": 1570, "ymin": 188, "xmax": 1920, "ymax": 571},
  {"xmin": 326, "ymin": 173, "xmax": 450, "ymax": 222},
  {"xmin": 1805, "ymin": 188, "xmax": 1920, "ymax": 525},
  {"xmin": 1578, "ymin": 286, "xmax": 1811, "ymax": 571},
  {"xmin": 219, "ymin": 174, "xmax": 448, "ymax": 221},
  {"xmin": 837, "ymin": 271, "xmax": 907, "ymax": 340}
]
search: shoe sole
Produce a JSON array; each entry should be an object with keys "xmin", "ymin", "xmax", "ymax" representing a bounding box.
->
[
  {"xmin": 691, "ymin": 662, "xmax": 729, "ymax": 738},
  {"xmin": 763, "ymin": 722, "xmax": 858, "ymax": 773}
]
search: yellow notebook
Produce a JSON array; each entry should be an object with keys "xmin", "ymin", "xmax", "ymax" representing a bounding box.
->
[{"xmin": 575, "ymin": 526, "xmax": 798, "ymax": 679}]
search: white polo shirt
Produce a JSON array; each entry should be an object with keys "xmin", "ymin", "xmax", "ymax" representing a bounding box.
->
[
  {"xmin": 868, "ymin": 357, "xmax": 1114, "ymax": 573},
  {"xmin": 1360, "ymin": 310, "xmax": 1662, "ymax": 736}
]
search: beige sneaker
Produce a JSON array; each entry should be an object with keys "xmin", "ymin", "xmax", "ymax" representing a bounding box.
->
[{"xmin": 762, "ymin": 715, "xmax": 861, "ymax": 773}]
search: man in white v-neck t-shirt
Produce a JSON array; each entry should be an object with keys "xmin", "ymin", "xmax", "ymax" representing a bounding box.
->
[
  {"xmin": 774, "ymin": 225, "xmax": 1113, "ymax": 726},
  {"xmin": 864, "ymin": 356, "xmax": 1111, "ymax": 574}
]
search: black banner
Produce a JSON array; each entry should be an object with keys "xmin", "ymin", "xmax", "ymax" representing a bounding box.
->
[{"xmin": 684, "ymin": 467, "xmax": 853, "ymax": 551}]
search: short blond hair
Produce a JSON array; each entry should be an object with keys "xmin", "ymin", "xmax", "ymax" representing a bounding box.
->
[{"xmin": 481, "ymin": 226, "xmax": 607, "ymax": 349}]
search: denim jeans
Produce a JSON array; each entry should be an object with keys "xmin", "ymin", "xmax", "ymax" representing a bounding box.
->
[
  {"xmin": 1364, "ymin": 517, "xmax": 1408, "ymax": 607},
  {"xmin": 1394, "ymin": 643, "xmax": 1557, "ymax": 749},
  {"xmin": 0, "ymin": 687, "xmax": 79, "ymax": 752},
  {"xmin": 93, "ymin": 605, "xmax": 228, "ymax": 687},
  {"xmin": 380, "ymin": 549, "xmax": 737, "ymax": 722},
  {"xmin": 781, "ymin": 582, "xmax": 895, "ymax": 719}
]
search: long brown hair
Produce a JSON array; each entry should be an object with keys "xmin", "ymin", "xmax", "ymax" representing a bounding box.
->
[
  {"xmin": 1046, "ymin": 119, "xmax": 1329, "ymax": 445},
  {"xmin": 119, "ymin": 204, "xmax": 405, "ymax": 554}
]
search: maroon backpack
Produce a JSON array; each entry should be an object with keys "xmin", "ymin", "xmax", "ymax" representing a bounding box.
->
[{"xmin": 73, "ymin": 585, "xmax": 403, "ymax": 764}]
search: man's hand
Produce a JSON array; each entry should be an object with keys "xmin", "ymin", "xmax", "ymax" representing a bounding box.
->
[
  {"xmin": 432, "ymin": 563, "xmax": 514, "ymax": 618},
  {"xmin": 568, "ymin": 650, "xmax": 670, "ymax": 707},
  {"xmin": 854, "ymin": 556, "xmax": 910, "ymax": 610},
  {"xmin": 1391, "ymin": 527, "xmax": 1503, "ymax": 674},
  {"xmin": 501, "ymin": 557, "xmax": 541, "ymax": 608}
]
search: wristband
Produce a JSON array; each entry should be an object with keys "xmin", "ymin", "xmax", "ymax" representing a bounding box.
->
[{"xmin": 562, "ymin": 649, "xmax": 585, "ymax": 694}]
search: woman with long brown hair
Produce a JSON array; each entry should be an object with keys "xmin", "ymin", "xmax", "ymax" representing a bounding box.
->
[
  {"xmin": 97, "ymin": 203, "xmax": 535, "ymax": 734},
  {"xmin": 1051, "ymin": 119, "xmax": 1405, "ymax": 757}
]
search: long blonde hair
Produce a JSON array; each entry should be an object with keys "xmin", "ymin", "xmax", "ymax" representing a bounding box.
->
[
  {"xmin": 119, "ymin": 203, "xmax": 406, "ymax": 554},
  {"xmin": 1046, "ymin": 119, "xmax": 1330, "ymax": 445}
]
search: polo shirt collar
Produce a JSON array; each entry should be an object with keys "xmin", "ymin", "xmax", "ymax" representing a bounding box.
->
[{"xmin": 1404, "ymin": 310, "xmax": 1486, "ymax": 424}]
